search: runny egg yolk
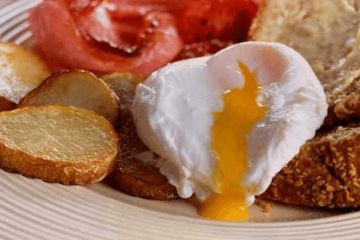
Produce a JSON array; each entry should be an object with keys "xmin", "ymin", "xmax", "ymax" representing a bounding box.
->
[{"xmin": 198, "ymin": 63, "xmax": 266, "ymax": 221}]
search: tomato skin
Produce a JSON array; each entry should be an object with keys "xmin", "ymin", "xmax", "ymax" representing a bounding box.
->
[
  {"xmin": 176, "ymin": 0, "xmax": 258, "ymax": 43},
  {"xmin": 29, "ymin": 0, "xmax": 182, "ymax": 76}
]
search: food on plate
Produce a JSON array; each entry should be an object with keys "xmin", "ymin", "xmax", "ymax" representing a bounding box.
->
[
  {"xmin": 0, "ymin": 105, "xmax": 118, "ymax": 185},
  {"xmin": 175, "ymin": 40, "xmax": 235, "ymax": 60},
  {"xmin": 103, "ymin": 72, "xmax": 177, "ymax": 199},
  {"xmin": 19, "ymin": 70, "xmax": 120, "ymax": 124},
  {"xmin": 0, "ymin": 42, "xmax": 49, "ymax": 104},
  {"xmin": 262, "ymin": 123, "xmax": 360, "ymax": 208},
  {"xmin": 132, "ymin": 42, "xmax": 327, "ymax": 221},
  {"xmin": 0, "ymin": 96, "xmax": 16, "ymax": 112},
  {"xmin": 29, "ymin": 0, "xmax": 258, "ymax": 76},
  {"xmin": 250, "ymin": 0, "xmax": 360, "ymax": 207},
  {"xmin": 250, "ymin": 0, "xmax": 360, "ymax": 126},
  {"xmin": 29, "ymin": 0, "xmax": 182, "ymax": 76},
  {"xmin": 1, "ymin": 0, "xmax": 357, "ymax": 222},
  {"xmin": 102, "ymin": 72, "xmax": 143, "ymax": 110},
  {"xmin": 176, "ymin": 0, "xmax": 257, "ymax": 43},
  {"xmin": 113, "ymin": 105, "xmax": 178, "ymax": 200}
]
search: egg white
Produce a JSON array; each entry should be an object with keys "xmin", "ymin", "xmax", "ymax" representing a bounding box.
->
[{"xmin": 132, "ymin": 42, "xmax": 328, "ymax": 203}]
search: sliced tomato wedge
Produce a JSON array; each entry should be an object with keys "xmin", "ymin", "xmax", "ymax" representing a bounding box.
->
[{"xmin": 29, "ymin": 0, "xmax": 182, "ymax": 76}]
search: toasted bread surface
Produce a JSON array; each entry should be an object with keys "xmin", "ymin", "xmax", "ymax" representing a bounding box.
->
[
  {"xmin": 106, "ymin": 74, "xmax": 178, "ymax": 199},
  {"xmin": 19, "ymin": 71, "xmax": 119, "ymax": 124},
  {"xmin": 0, "ymin": 42, "xmax": 49, "ymax": 103},
  {"xmin": 261, "ymin": 124, "xmax": 360, "ymax": 208},
  {"xmin": 250, "ymin": 0, "xmax": 360, "ymax": 126},
  {"xmin": 0, "ymin": 105, "xmax": 118, "ymax": 185},
  {"xmin": 251, "ymin": 0, "xmax": 360, "ymax": 208}
]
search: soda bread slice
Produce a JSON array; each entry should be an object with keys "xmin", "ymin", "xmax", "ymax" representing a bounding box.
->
[
  {"xmin": 261, "ymin": 124, "xmax": 360, "ymax": 208},
  {"xmin": 250, "ymin": 0, "xmax": 360, "ymax": 125},
  {"xmin": 250, "ymin": 0, "xmax": 360, "ymax": 207},
  {"xmin": 0, "ymin": 105, "xmax": 118, "ymax": 185}
]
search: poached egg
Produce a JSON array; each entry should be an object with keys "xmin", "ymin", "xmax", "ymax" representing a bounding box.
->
[{"xmin": 132, "ymin": 42, "xmax": 328, "ymax": 221}]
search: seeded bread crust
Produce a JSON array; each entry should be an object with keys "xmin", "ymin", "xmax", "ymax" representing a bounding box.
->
[
  {"xmin": 261, "ymin": 124, "xmax": 360, "ymax": 208},
  {"xmin": 251, "ymin": 0, "xmax": 360, "ymax": 207}
]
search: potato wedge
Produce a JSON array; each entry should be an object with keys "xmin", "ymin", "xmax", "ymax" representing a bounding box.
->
[
  {"xmin": 104, "ymin": 73, "xmax": 178, "ymax": 199},
  {"xmin": 0, "ymin": 105, "xmax": 118, "ymax": 185},
  {"xmin": 102, "ymin": 72, "xmax": 143, "ymax": 110},
  {"xmin": 0, "ymin": 42, "xmax": 49, "ymax": 103},
  {"xmin": 20, "ymin": 71, "xmax": 120, "ymax": 124},
  {"xmin": 0, "ymin": 96, "xmax": 16, "ymax": 112},
  {"xmin": 112, "ymin": 107, "xmax": 178, "ymax": 199}
]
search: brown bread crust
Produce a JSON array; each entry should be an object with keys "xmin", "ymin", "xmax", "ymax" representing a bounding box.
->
[
  {"xmin": 261, "ymin": 124, "xmax": 360, "ymax": 208},
  {"xmin": 251, "ymin": 0, "xmax": 360, "ymax": 208}
]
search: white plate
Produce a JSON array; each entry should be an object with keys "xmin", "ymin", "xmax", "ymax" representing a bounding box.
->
[{"xmin": 0, "ymin": 1, "xmax": 359, "ymax": 239}]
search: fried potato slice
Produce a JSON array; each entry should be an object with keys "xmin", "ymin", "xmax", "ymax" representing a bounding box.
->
[
  {"xmin": 19, "ymin": 71, "xmax": 120, "ymax": 124},
  {"xmin": 0, "ymin": 42, "xmax": 49, "ymax": 103},
  {"xmin": 104, "ymin": 72, "xmax": 178, "ymax": 199},
  {"xmin": 0, "ymin": 96, "xmax": 16, "ymax": 112},
  {"xmin": 0, "ymin": 105, "xmax": 118, "ymax": 185},
  {"xmin": 102, "ymin": 72, "xmax": 143, "ymax": 110},
  {"xmin": 112, "ymin": 108, "xmax": 178, "ymax": 199}
]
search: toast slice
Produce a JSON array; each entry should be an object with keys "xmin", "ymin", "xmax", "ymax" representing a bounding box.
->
[
  {"xmin": 250, "ymin": 0, "xmax": 360, "ymax": 207},
  {"xmin": 261, "ymin": 124, "xmax": 360, "ymax": 208},
  {"xmin": 19, "ymin": 71, "xmax": 120, "ymax": 124},
  {"xmin": 249, "ymin": 0, "xmax": 360, "ymax": 126},
  {"xmin": 0, "ymin": 42, "xmax": 49, "ymax": 104},
  {"xmin": 0, "ymin": 105, "xmax": 118, "ymax": 185},
  {"xmin": 105, "ymin": 73, "xmax": 178, "ymax": 199}
]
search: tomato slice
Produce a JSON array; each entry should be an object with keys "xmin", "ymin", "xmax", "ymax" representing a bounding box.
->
[
  {"xmin": 29, "ymin": 0, "xmax": 182, "ymax": 76},
  {"xmin": 177, "ymin": 0, "xmax": 258, "ymax": 43}
]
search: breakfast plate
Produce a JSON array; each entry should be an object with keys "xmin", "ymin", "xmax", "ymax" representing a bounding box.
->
[{"xmin": 0, "ymin": 0, "xmax": 360, "ymax": 239}]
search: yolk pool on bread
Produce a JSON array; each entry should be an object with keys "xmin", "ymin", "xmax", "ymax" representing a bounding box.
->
[
  {"xmin": 132, "ymin": 42, "xmax": 328, "ymax": 222},
  {"xmin": 199, "ymin": 63, "xmax": 266, "ymax": 221}
]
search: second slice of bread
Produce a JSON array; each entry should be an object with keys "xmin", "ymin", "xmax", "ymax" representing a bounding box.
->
[
  {"xmin": 250, "ymin": 0, "xmax": 360, "ymax": 125},
  {"xmin": 250, "ymin": 0, "xmax": 360, "ymax": 207}
]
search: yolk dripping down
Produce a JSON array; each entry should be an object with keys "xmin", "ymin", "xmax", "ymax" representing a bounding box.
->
[{"xmin": 198, "ymin": 63, "xmax": 266, "ymax": 221}]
